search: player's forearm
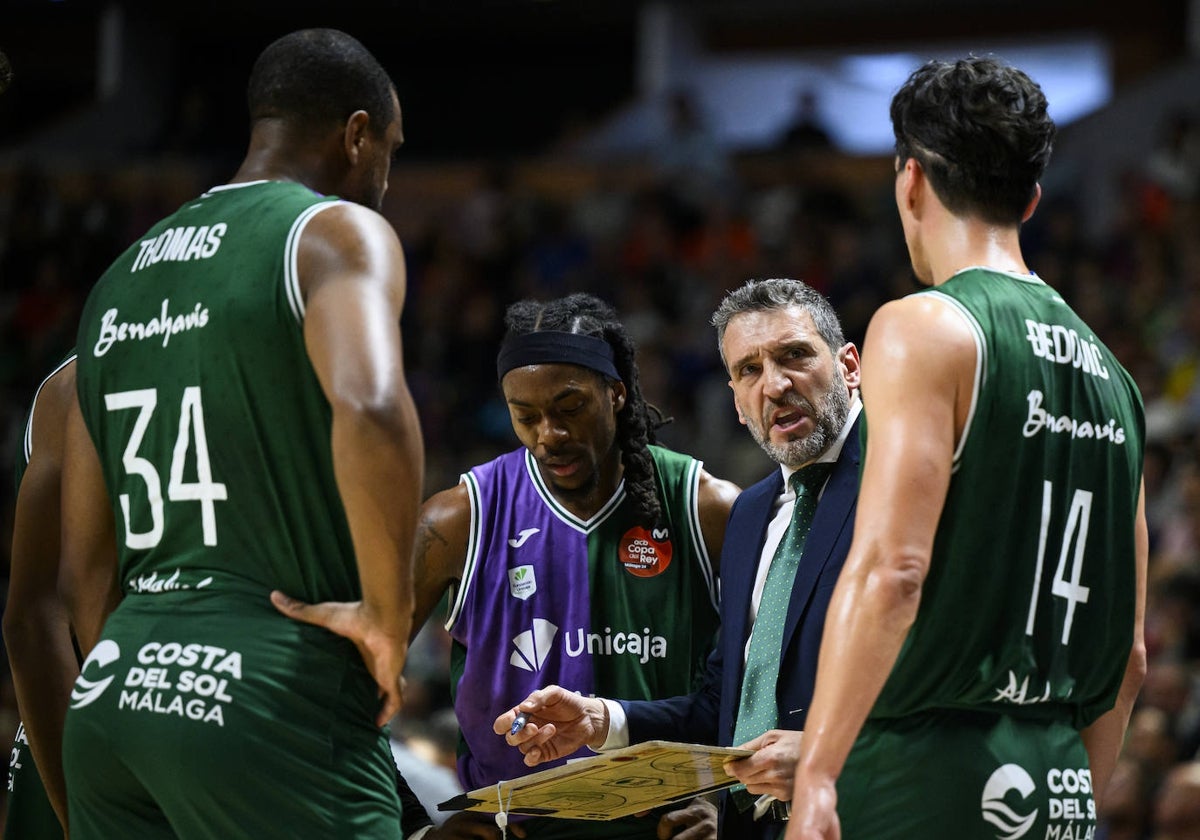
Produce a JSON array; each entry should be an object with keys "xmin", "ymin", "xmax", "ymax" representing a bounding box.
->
[
  {"xmin": 1081, "ymin": 640, "xmax": 1146, "ymax": 807},
  {"xmin": 331, "ymin": 388, "xmax": 425, "ymax": 634},
  {"xmin": 4, "ymin": 598, "xmax": 77, "ymax": 827},
  {"xmin": 796, "ymin": 556, "xmax": 923, "ymax": 781}
]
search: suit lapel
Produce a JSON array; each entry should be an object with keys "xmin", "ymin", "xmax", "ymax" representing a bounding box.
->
[{"xmin": 723, "ymin": 471, "xmax": 782, "ymax": 699}]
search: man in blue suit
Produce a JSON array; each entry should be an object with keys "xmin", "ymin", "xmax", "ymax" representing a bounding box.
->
[{"xmin": 495, "ymin": 278, "xmax": 862, "ymax": 840}]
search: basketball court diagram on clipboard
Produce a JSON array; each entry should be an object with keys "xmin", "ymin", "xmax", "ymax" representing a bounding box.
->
[{"xmin": 438, "ymin": 740, "xmax": 753, "ymax": 821}]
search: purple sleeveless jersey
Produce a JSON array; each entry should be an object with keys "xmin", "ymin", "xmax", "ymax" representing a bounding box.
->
[{"xmin": 447, "ymin": 447, "xmax": 716, "ymax": 792}]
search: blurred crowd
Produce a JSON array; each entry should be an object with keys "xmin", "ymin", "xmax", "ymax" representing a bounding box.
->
[{"xmin": 2, "ymin": 104, "xmax": 1199, "ymax": 835}]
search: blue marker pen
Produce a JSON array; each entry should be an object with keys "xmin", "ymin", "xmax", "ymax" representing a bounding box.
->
[{"xmin": 510, "ymin": 713, "xmax": 528, "ymax": 736}]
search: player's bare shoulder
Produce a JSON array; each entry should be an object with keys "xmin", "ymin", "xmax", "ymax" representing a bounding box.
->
[
  {"xmin": 28, "ymin": 358, "xmax": 78, "ymax": 459},
  {"xmin": 295, "ymin": 201, "xmax": 406, "ymax": 298},
  {"xmin": 416, "ymin": 484, "xmax": 472, "ymax": 571},
  {"xmin": 410, "ymin": 483, "xmax": 473, "ymax": 635},
  {"xmin": 695, "ymin": 469, "xmax": 740, "ymax": 569}
]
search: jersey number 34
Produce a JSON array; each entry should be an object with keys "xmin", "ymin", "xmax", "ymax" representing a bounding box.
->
[{"xmin": 105, "ymin": 387, "xmax": 227, "ymax": 550}]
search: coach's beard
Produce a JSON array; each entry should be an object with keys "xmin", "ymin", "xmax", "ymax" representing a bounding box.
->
[{"xmin": 752, "ymin": 384, "xmax": 851, "ymax": 469}]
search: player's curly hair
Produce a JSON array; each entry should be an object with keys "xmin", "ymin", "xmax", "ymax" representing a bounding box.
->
[
  {"xmin": 503, "ymin": 293, "xmax": 667, "ymax": 526},
  {"xmin": 891, "ymin": 56, "xmax": 1056, "ymax": 225},
  {"xmin": 247, "ymin": 29, "xmax": 395, "ymax": 138}
]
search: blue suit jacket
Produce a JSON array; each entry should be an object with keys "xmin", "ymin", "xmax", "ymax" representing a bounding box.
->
[{"xmin": 621, "ymin": 416, "xmax": 861, "ymax": 837}]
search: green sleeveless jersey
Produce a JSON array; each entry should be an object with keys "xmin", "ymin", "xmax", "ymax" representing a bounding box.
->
[
  {"xmin": 14, "ymin": 352, "xmax": 77, "ymax": 492},
  {"xmin": 75, "ymin": 180, "xmax": 362, "ymax": 604},
  {"xmin": 870, "ymin": 268, "xmax": 1144, "ymax": 730}
]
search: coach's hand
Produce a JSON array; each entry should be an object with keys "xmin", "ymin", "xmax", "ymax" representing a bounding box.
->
[
  {"xmin": 493, "ymin": 685, "xmax": 610, "ymax": 766},
  {"xmin": 270, "ymin": 591, "xmax": 407, "ymax": 727},
  {"xmin": 726, "ymin": 729, "xmax": 804, "ymax": 801},
  {"xmin": 657, "ymin": 796, "xmax": 717, "ymax": 839}
]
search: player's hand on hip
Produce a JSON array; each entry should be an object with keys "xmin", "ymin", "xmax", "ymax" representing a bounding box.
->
[
  {"xmin": 492, "ymin": 685, "xmax": 609, "ymax": 765},
  {"xmin": 726, "ymin": 729, "xmax": 804, "ymax": 801},
  {"xmin": 657, "ymin": 796, "xmax": 717, "ymax": 840},
  {"xmin": 270, "ymin": 590, "xmax": 407, "ymax": 727},
  {"xmin": 785, "ymin": 769, "xmax": 840, "ymax": 840}
]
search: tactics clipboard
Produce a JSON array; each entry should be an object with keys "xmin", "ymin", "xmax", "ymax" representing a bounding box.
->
[{"xmin": 438, "ymin": 740, "xmax": 753, "ymax": 821}]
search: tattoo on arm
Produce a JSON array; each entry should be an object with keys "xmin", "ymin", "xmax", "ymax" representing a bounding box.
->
[{"xmin": 415, "ymin": 515, "xmax": 449, "ymax": 558}]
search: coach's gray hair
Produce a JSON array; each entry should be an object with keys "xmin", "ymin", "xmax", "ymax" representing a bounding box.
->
[{"xmin": 711, "ymin": 278, "xmax": 846, "ymax": 368}]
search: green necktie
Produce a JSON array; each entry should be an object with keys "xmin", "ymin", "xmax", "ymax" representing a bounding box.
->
[{"xmin": 730, "ymin": 461, "xmax": 832, "ymax": 810}]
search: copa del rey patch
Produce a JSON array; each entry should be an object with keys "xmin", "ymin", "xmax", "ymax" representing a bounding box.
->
[{"xmin": 619, "ymin": 526, "xmax": 673, "ymax": 578}]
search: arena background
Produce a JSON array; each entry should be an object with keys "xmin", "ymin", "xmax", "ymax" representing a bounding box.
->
[{"xmin": 2, "ymin": 0, "xmax": 1198, "ymax": 833}]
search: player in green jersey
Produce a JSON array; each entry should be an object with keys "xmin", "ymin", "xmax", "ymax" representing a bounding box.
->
[
  {"xmin": 2, "ymin": 358, "xmax": 437, "ymax": 839},
  {"xmin": 4, "ymin": 355, "xmax": 79, "ymax": 838},
  {"xmin": 787, "ymin": 57, "xmax": 1148, "ymax": 840},
  {"xmin": 55, "ymin": 29, "xmax": 423, "ymax": 839}
]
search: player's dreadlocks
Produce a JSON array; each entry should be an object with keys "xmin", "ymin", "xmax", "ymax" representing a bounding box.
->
[{"xmin": 502, "ymin": 293, "xmax": 667, "ymax": 526}]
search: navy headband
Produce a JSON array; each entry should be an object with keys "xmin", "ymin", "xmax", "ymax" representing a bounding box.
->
[{"xmin": 496, "ymin": 331, "xmax": 623, "ymax": 382}]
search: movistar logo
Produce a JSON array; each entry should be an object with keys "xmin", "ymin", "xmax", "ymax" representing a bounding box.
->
[
  {"xmin": 509, "ymin": 619, "xmax": 557, "ymax": 672},
  {"xmin": 71, "ymin": 640, "xmax": 122, "ymax": 709},
  {"xmin": 982, "ymin": 764, "xmax": 1038, "ymax": 840}
]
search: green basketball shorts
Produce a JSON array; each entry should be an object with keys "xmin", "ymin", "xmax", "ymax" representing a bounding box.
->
[
  {"xmin": 62, "ymin": 592, "xmax": 402, "ymax": 840},
  {"xmin": 836, "ymin": 709, "xmax": 1095, "ymax": 840},
  {"xmin": 6, "ymin": 721, "xmax": 63, "ymax": 840}
]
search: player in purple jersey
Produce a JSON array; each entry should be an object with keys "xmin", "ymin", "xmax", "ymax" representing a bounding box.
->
[{"xmin": 412, "ymin": 293, "xmax": 740, "ymax": 840}]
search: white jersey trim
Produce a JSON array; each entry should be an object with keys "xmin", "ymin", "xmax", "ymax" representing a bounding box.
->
[
  {"xmin": 950, "ymin": 266, "xmax": 1046, "ymax": 286},
  {"xmin": 283, "ymin": 200, "xmax": 344, "ymax": 325},
  {"xmin": 23, "ymin": 354, "xmax": 78, "ymax": 465},
  {"xmin": 201, "ymin": 180, "xmax": 271, "ymax": 195},
  {"xmin": 923, "ymin": 290, "xmax": 986, "ymax": 472},
  {"xmin": 684, "ymin": 458, "xmax": 719, "ymax": 612},
  {"xmin": 523, "ymin": 449, "xmax": 625, "ymax": 534},
  {"xmin": 445, "ymin": 472, "xmax": 483, "ymax": 632}
]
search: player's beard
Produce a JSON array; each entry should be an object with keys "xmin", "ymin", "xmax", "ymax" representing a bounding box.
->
[{"xmin": 750, "ymin": 382, "xmax": 851, "ymax": 469}]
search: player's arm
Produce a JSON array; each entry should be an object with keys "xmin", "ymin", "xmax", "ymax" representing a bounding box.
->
[
  {"xmin": 695, "ymin": 469, "xmax": 739, "ymax": 575},
  {"xmin": 5, "ymin": 363, "xmax": 85, "ymax": 828},
  {"xmin": 59, "ymin": 392, "xmax": 122, "ymax": 656},
  {"xmin": 410, "ymin": 484, "xmax": 471, "ymax": 639},
  {"xmin": 53, "ymin": 386, "xmax": 122, "ymax": 826},
  {"xmin": 271, "ymin": 203, "xmax": 425, "ymax": 727},
  {"xmin": 1081, "ymin": 480, "xmax": 1148, "ymax": 807},
  {"xmin": 786, "ymin": 296, "xmax": 970, "ymax": 836}
]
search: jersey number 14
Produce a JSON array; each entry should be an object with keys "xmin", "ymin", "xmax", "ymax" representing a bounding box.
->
[{"xmin": 1026, "ymin": 480, "xmax": 1092, "ymax": 646}]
